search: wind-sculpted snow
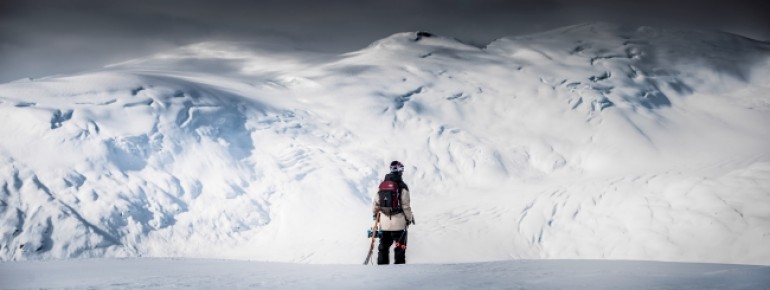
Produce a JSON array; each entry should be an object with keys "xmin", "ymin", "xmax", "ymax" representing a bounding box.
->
[{"xmin": 1, "ymin": 23, "xmax": 769, "ymax": 265}]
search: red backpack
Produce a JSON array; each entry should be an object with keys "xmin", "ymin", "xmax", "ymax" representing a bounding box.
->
[{"xmin": 377, "ymin": 180, "xmax": 403, "ymax": 215}]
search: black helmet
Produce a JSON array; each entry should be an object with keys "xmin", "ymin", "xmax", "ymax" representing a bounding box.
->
[{"xmin": 390, "ymin": 160, "xmax": 404, "ymax": 173}]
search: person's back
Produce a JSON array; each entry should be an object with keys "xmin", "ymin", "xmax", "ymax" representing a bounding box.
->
[{"xmin": 373, "ymin": 160, "xmax": 415, "ymax": 264}]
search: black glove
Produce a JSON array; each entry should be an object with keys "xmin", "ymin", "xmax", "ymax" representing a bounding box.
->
[{"xmin": 409, "ymin": 217, "xmax": 415, "ymax": 225}]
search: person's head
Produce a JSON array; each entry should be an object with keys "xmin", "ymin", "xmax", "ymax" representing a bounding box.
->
[{"xmin": 390, "ymin": 160, "xmax": 404, "ymax": 175}]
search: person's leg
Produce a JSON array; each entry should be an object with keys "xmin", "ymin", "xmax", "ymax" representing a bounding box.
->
[
  {"xmin": 393, "ymin": 230, "xmax": 407, "ymax": 264},
  {"xmin": 377, "ymin": 231, "xmax": 393, "ymax": 265}
]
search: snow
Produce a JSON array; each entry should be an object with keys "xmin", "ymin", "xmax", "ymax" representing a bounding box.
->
[
  {"xmin": 2, "ymin": 258, "xmax": 769, "ymax": 289},
  {"xmin": 1, "ymin": 22, "xmax": 770, "ymax": 282}
]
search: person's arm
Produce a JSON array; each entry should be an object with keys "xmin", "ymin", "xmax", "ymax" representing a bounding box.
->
[
  {"xmin": 401, "ymin": 188, "xmax": 414, "ymax": 224},
  {"xmin": 372, "ymin": 193, "xmax": 379, "ymax": 215}
]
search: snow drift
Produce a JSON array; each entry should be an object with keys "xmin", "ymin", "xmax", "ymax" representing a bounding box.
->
[{"xmin": 1, "ymin": 23, "xmax": 769, "ymax": 265}]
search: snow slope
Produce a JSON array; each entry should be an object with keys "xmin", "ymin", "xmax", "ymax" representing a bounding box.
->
[
  {"xmin": 3, "ymin": 258, "xmax": 770, "ymax": 290},
  {"xmin": 1, "ymin": 23, "xmax": 769, "ymax": 265}
]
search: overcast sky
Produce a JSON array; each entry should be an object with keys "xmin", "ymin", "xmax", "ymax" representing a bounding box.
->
[{"xmin": 1, "ymin": 0, "xmax": 768, "ymax": 82}]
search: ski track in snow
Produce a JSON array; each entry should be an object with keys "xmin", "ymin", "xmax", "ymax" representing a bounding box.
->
[{"xmin": 0, "ymin": 23, "xmax": 770, "ymax": 269}]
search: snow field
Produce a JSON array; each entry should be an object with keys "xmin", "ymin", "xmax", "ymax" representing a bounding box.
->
[
  {"xmin": 2, "ymin": 258, "xmax": 770, "ymax": 290},
  {"xmin": 0, "ymin": 23, "xmax": 769, "ymax": 266}
]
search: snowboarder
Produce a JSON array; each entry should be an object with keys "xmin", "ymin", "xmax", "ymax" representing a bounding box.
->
[{"xmin": 373, "ymin": 160, "xmax": 415, "ymax": 265}]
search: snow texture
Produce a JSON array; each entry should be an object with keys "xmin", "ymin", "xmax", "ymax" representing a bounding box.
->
[
  {"xmin": 1, "ymin": 23, "xmax": 770, "ymax": 269},
  {"xmin": 2, "ymin": 258, "xmax": 770, "ymax": 290}
]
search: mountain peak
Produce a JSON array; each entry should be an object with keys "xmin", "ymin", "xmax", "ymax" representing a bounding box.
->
[{"xmin": 362, "ymin": 31, "xmax": 482, "ymax": 53}]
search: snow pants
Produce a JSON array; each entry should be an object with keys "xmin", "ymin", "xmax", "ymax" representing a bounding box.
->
[{"xmin": 377, "ymin": 230, "xmax": 407, "ymax": 265}]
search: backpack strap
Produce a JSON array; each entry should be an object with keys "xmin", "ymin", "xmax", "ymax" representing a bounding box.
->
[{"xmin": 390, "ymin": 180, "xmax": 401, "ymax": 216}]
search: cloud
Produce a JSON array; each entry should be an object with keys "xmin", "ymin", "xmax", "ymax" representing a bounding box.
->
[{"xmin": 1, "ymin": 0, "xmax": 767, "ymax": 82}]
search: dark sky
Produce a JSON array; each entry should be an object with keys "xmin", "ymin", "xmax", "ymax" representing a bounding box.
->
[{"xmin": 1, "ymin": 0, "xmax": 768, "ymax": 82}]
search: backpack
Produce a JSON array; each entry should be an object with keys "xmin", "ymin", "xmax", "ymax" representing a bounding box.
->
[{"xmin": 377, "ymin": 180, "xmax": 403, "ymax": 215}]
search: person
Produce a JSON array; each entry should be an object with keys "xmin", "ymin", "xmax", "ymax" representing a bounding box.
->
[{"xmin": 373, "ymin": 160, "xmax": 415, "ymax": 265}]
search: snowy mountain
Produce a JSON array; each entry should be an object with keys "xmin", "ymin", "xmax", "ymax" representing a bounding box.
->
[{"xmin": 1, "ymin": 22, "xmax": 769, "ymax": 265}]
